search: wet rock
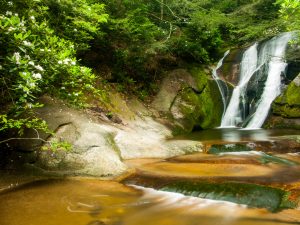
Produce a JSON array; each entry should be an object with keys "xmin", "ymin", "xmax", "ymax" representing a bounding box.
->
[
  {"xmin": 208, "ymin": 144, "xmax": 253, "ymax": 154},
  {"xmin": 268, "ymin": 73, "xmax": 300, "ymax": 127},
  {"xmin": 114, "ymin": 117, "xmax": 202, "ymax": 160},
  {"xmin": 22, "ymin": 96, "xmax": 203, "ymax": 177},
  {"xmin": 218, "ymin": 48, "xmax": 244, "ymax": 85},
  {"xmin": 264, "ymin": 116, "xmax": 300, "ymax": 129},
  {"xmin": 152, "ymin": 68, "xmax": 223, "ymax": 134},
  {"xmin": 160, "ymin": 181, "xmax": 295, "ymax": 212}
]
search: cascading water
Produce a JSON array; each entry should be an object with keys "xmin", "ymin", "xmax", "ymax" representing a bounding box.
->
[
  {"xmin": 218, "ymin": 32, "xmax": 295, "ymax": 129},
  {"xmin": 221, "ymin": 43, "xmax": 258, "ymax": 127},
  {"xmin": 211, "ymin": 50, "xmax": 230, "ymax": 118},
  {"xmin": 245, "ymin": 32, "xmax": 294, "ymax": 128}
]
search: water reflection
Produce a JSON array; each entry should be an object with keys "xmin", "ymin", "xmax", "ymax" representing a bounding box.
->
[
  {"xmin": 176, "ymin": 128, "xmax": 300, "ymax": 143},
  {"xmin": 222, "ymin": 129, "xmax": 242, "ymax": 142}
]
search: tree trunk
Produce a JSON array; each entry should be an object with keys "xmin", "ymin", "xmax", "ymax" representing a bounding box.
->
[{"xmin": 160, "ymin": 0, "xmax": 164, "ymax": 20}]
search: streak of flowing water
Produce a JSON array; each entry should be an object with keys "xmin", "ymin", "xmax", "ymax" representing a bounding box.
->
[
  {"xmin": 212, "ymin": 50, "xmax": 230, "ymax": 118},
  {"xmin": 132, "ymin": 185, "xmax": 245, "ymax": 209},
  {"xmin": 219, "ymin": 32, "xmax": 295, "ymax": 129},
  {"xmin": 245, "ymin": 32, "xmax": 294, "ymax": 128},
  {"xmin": 221, "ymin": 43, "xmax": 258, "ymax": 127}
]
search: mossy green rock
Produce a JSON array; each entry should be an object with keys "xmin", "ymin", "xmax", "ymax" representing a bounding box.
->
[
  {"xmin": 160, "ymin": 181, "xmax": 295, "ymax": 212},
  {"xmin": 208, "ymin": 144, "xmax": 252, "ymax": 154},
  {"xmin": 171, "ymin": 82, "xmax": 222, "ymax": 133},
  {"xmin": 170, "ymin": 68, "xmax": 223, "ymax": 133},
  {"xmin": 264, "ymin": 116, "xmax": 300, "ymax": 129},
  {"xmin": 273, "ymin": 74, "xmax": 300, "ymax": 118},
  {"xmin": 152, "ymin": 68, "xmax": 223, "ymax": 134}
]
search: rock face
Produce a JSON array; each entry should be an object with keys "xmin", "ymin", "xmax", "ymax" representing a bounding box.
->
[
  {"xmin": 152, "ymin": 68, "xmax": 223, "ymax": 133},
  {"xmin": 1, "ymin": 68, "xmax": 223, "ymax": 176},
  {"xmin": 15, "ymin": 95, "xmax": 203, "ymax": 177},
  {"xmin": 273, "ymin": 74, "xmax": 300, "ymax": 118},
  {"xmin": 266, "ymin": 74, "xmax": 300, "ymax": 129},
  {"xmin": 218, "ymin": 48, "xmax": 244, "ymax": 86},
  {"xmin": 32, "ymin": 66, "xmax": 222, "ymax": 176}
]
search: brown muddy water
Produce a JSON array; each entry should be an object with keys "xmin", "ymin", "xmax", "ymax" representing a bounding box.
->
[{"xmin": 1, "ymin": 129, "xmax": 300, "ymax": 225}]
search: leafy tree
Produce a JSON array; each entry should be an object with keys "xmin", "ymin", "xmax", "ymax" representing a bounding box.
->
[
  {"xmin": 276, "ymin": 0, "xmax": 300, "ymax": 31},
  {"xmin": 0, "ymin": 0, "xmax": 107, "ymax": 138}
]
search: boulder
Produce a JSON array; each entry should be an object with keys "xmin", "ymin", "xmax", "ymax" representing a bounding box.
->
[
  {"xmin": 266, "ymin": 73, "xmax": 300, "ymax": 128},
  {"xmin": 32, "ymin": 96, "xmax": 127, "ymax": 176},
  {"xmin": 152, "ymin": 68, "xmax": 223, "ymax": 133},
  {"xmin": 218, "ymin": 48, "xmax": 244, "ymax": 85},
  {"xmin": 18, "ymin": 95, "xmax": 204, "ymax": 177},
  {"xmin": 272, "ymin": 74, "xmax": 300, "ymax": 118}
]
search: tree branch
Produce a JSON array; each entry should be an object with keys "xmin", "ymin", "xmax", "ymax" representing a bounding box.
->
[
  {"xmin": 0, "ymin": 129, "xmax": 50, "ymax": 146},
  {"xmin": 153, "ymin": 0, "xmax": 182, "ymax": 20},
  {"xmin": 1, "ymin": 77, "xmax": 15, "ymax": 106}
]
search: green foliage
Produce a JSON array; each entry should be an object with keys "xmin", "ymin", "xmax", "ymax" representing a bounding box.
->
[
  {"xmin": 208, "ymin": 144, "xmax": 252, "ymax": 154},
  {"xmin": 171, "ymin": 9, "xmax": 227, "ymax": 62},
  {"xmin": 41, "ymin": 140, "xmax": 72, "ymax": 152},
  {"xmin": 98, "ymin": 0, "xmax": 282, "ymax": 94},
  {"xmin": 44, "ymin": 0, "xmax": 108, "ymax": 51},
  {"xmin": 0, "ymin": 114, "xmax": 49, "ymax": 136},
  {"xmin": 100, "ymin": 0, "xmax": 237, "ymax": 94},
  {"xmin": 113, "ymin": 8, "xmax": 162, "ymax": 44},
  {"xmin": 227, "ymin": 0, "xmax": 282, "ymax": 43},
  {"xmin": 276, "ymin": 0, "xmax": 300, "ymax": 31},
  {"xmin": 0, "ymin": 0, "xmax": 108, "ymax": 139},
  {"xmin": 0, "ymin": 0, "xmax": 290, "ymax": 144},
  {"xmin": 0, "ymin": 11, "xmax": 95, "ymax": 108}
]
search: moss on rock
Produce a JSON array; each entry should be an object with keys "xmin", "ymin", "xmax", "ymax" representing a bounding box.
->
[
  {"xmin": 208, "ymin": 144, "xmax": 253, "ymax": 154},
  {"xmin": 169, "ymin": 67, "xmax": 223, "ymax": 134},
  {"xmin": 272, "ymin": 74, "xmax": 300, "ymax": 118},
  {"xmin": 152, "ymin": 68, "xmax": 223, "ymax": 134},
  {"xmin": 160, "ymin": 181, "xmax": 296, "ymax": 212}
]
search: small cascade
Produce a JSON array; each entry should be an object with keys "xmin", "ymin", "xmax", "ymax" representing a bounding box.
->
[
  {"xmin": 221, "ymin": 43, "xmax": 258, "ymax": 127},
  {"xmin": 212, "ymin": 50, "xmax": 230, "ymax": 118},
  {"xmin": 245, "ymin": 32, "xmax": 294, "ymax": 128},
  {"xmin": 218, "ymin": 32, "xmax": 295, "ymax": 129}
]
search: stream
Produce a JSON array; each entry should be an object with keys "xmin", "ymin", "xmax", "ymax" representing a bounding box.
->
[{"xmin": 1, "ymin": 129, "xmax": 300, "ymax": 225}]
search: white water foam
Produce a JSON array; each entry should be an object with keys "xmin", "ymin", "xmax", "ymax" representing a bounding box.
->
[
  {"xmin": 218, "ymin": 32, "xmax": 295, "ymax": 129},
  {"xmin": 131, "ymin": 185, "xmax": 246, "ymax": 210},
  {"xmin": 212, "ymin": 50, "xmax": 230, "ymax": 119},
  {"xmin": 221, "ymin": 43, "xmax": 258, "ymax": 127}
]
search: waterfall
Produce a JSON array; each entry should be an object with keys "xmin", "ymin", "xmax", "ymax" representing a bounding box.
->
[
  {"xmin": 221, "ymin": 43, "xmax": 258, "ymax": 127},
  {"xmin": 218, "ymin": 32, "xmax": 294, "ymax": 129},
  {"xmin": 245, "ymin": 32, "xmax": 294, "ymax": 129},
  {"xmin": 212, "ymin": 50, "xmax": 230, "ymax": 118}
]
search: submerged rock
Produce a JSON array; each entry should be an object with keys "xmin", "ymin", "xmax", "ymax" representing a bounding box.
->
[
  {"xmin": 208, "ymin": 144, "xmax": 253, "ymax": 154},
  {"xmin": 160, "ymin": 181, "xmax": 294, "ymax": 212}
]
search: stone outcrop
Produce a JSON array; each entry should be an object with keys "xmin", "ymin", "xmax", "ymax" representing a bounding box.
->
[
  {"xmin": 266, "ymin": 74, "xmax": 300, "ymax": 129},
  {"xmin": 152, "ymin": 68, "xmax": 223, "ymax": 133},
  {"xmin": 9, "ymin": 94, "xmax": 203, "ymax": 177},
  {"xmin": 273, "ymin": 74, "xmax": 300, "ymax": 118}
]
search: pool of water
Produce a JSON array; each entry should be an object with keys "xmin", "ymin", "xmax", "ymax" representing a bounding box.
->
[
  {"xmin": 1, "ymin": 178, "xmax": 300, "ymax": 225},
  {"xmin": 1, "ymin": 128, "xmax": 300, "ymax": 225}
]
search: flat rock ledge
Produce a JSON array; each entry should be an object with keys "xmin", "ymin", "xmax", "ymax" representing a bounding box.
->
[{"xmin": 30, "ymin": 96, "xmax": 203, "ymax": 177}]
